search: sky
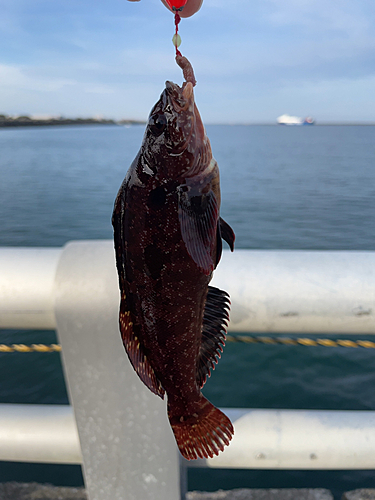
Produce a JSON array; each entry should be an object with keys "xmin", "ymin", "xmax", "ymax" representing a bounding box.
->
[{"xmin": 0, "ymin": 0, "xmax": 375, "ymax": 123}]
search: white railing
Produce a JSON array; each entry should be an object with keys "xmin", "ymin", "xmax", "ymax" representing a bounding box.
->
[
  {"xmin": 0, "ymin": 404, "xmax": 82, "ymax": 464},
  {"xmin": 2, "ymin": 404, "xmax": 375, "ymax": 471},
  {"xmin": 1, "ymin": 244, "xmax": 374, "ymax": 334},
  {"xmin": 0, "ymin": 241, "xmax": 374, "ymax": 500}
]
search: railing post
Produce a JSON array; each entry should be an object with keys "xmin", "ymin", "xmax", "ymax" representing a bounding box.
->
[{"xmin": 54, "ymin": 240, "xmax": 182, "ymax": 500}]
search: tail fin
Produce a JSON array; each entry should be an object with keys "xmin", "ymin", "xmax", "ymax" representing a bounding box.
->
[{"xmin": 168, "ymin": 397, "xmax": 234, "ymax": 460}]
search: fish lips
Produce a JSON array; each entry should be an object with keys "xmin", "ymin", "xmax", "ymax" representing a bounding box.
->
[{"xmin": 165, "ymin": 80, "xmax": 194, "ymax": 111}]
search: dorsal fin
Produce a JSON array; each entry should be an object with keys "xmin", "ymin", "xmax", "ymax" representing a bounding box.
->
[
  {"xmin": 197, "ymin": 286, "xmax": 230, "ymax": 388},
  {"xmin": 119, "ymin": 294, "xmax": 165, "ymax": 399}
]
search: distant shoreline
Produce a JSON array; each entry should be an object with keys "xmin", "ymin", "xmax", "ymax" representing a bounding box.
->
[
  {"xmin": 0, "ymin": 115, "xmax": 374, "ymax": 128},
  {"xmin": 0, "ymin": 115, "xmax": 146, "ymax": 128},
  {"xmin": 205, "ymin": 123, "xmax": 375, "ymax": 127}
]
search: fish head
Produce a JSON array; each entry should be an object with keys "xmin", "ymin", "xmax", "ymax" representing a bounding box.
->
[{"xmin": 142, "ymin": 80, "xmax": 207, "ymax": 178}]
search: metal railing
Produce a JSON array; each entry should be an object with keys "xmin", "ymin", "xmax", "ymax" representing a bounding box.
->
[
  {"xmin": 2, "ymin": 404, "xmax": 375, "ymax": 471},
  {"xmin": 1, "ymin": 244, "xmax": 374, "ymax": 334},
  {"xmin": 0, "ymin": 242, "xmax": 375, "ymax": 500}
]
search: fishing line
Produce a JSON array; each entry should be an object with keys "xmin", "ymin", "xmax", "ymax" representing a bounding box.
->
[
  {"xmin": 165, "ymin": 0, "xmax": 188, "ymax": 55},
  {"xmin": 173, "ymin": 11, "xmax": 182, "ymax": 56}
]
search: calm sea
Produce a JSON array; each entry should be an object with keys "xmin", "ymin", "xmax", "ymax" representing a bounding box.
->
[{"xmin": 0, "ymin": 124, "xmax": 375, "ymax": 497}]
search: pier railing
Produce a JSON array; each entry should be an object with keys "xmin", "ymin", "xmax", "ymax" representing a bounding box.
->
[{"xmin": 0, "ymin": 241, "xmax": 374, "ymax": 500}]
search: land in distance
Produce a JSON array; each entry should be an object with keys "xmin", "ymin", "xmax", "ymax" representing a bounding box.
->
[{"xmin": 0, "ymin": 114, "xmax": 146, "ymax": 128}]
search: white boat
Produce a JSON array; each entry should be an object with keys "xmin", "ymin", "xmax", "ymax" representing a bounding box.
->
[
  {"xmin": 277, "ymin": 114, "xmax": 303, "ymax": 125},
  {"xmin": 277, "ymin": 114, "xmax": 315, "ymax": 125}
]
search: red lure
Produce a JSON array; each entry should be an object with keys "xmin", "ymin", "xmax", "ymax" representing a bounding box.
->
[{"xmin": 165, "ymin": 0, "xmax": 189, "ymax": 10}]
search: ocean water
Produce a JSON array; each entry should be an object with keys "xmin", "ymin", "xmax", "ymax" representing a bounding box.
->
[{"xmin": 0, "ymin": 124, "xmax": 375, "ymax": 497}]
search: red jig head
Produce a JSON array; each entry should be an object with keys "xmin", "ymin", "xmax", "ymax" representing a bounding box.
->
[{"xmin": 165, "ymin": 0, "xmax": 189, "ymax": 11}]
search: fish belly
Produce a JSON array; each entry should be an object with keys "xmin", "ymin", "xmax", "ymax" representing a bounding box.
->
[{"xmin": 124, "ymin": 180, "xmax": 207, "ymax": 393}]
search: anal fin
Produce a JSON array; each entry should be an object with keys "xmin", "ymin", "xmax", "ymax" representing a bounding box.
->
[
  {"xmin": 197, "ymin": 286, "xmax": 230, "ymax": 388},
  {"xmin": 119, "ymin": 294, "xmax": 165, "ymax": 399}
]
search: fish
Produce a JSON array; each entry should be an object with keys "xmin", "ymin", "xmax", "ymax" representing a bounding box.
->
[{"xmin": 112, "ymin": 55, "xmax": 235, "ymax": 460}]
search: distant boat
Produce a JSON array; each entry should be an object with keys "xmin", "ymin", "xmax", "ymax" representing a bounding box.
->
[
  {"xmin": 277, "ymin": 114, "xmax": 315, "ymax": 126},
  {"xmin": 277, "ymin": 114, "xmax": 303, "ymax": 125}
]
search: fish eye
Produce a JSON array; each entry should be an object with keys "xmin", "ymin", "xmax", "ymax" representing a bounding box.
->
[{"xmin": 149, "ymin": 113, "xmax": 167, "ymax": 136}]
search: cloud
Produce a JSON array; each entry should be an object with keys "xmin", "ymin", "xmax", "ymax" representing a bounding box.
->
[
  {"xmin": 120, "ymin": 49, "xmax": 174, "ymax": 77},
  {"xmin": 0, "ymin": 0, "xmax": 374, "ymax": 122},
  {"xmin": 84, "ymin": 84, "xmax": 115, "ymax": 94},
  {"xmin": 0, "ymin": 64, "xmax": 76, "ymax": 92},
  {"xmin": 191, "ymin": 0, "xmax": 375, "ymax": 79},
  {"xmin": 264, "ymin": 0, "xmax": 373, "ymax": 35}
]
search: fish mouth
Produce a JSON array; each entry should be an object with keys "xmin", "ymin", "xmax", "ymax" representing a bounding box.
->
[
  {"xmin": 163, "ymin": 80, "xmax": 205, "ymax": 152},
  {"xmin": 165, "ymin": 81, "xmax": 194, "ymax": 111}
]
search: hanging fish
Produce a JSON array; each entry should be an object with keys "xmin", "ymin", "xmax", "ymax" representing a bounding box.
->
[{"xmin": 112, "ymin": 55, "xmax": 235, "ymax": 460}]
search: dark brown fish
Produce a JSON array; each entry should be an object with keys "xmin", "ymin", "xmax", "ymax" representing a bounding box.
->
[{"xmin": 112, "ymin": 55, "xmax": 235, "ymax": 460}]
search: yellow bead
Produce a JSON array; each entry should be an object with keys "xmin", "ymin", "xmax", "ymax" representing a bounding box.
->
[{"xmin": 172, "ymin": 34, "xmax": 181, "ymax": 48}]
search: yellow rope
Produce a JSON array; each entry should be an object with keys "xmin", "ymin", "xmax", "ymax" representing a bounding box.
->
[
  {"xmin": 0, "ymin": 337, "xmax": 375, "ymax": 352},
  {"xmin": 226, "ymin": 335, "xmax": 375, "ymax": 348},
  {"xmin": 0, "ymin": 344, "xmax": 62, "ymax": 353}
]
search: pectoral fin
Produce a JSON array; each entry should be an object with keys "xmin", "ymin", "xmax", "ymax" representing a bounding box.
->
[
  {"xmin": 112, "ymin": 187, "xmax": 127, "ymax": 290},
  {"xmin": 178, "ymin": 184, "xmax": 219, "ymax": 275}
]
